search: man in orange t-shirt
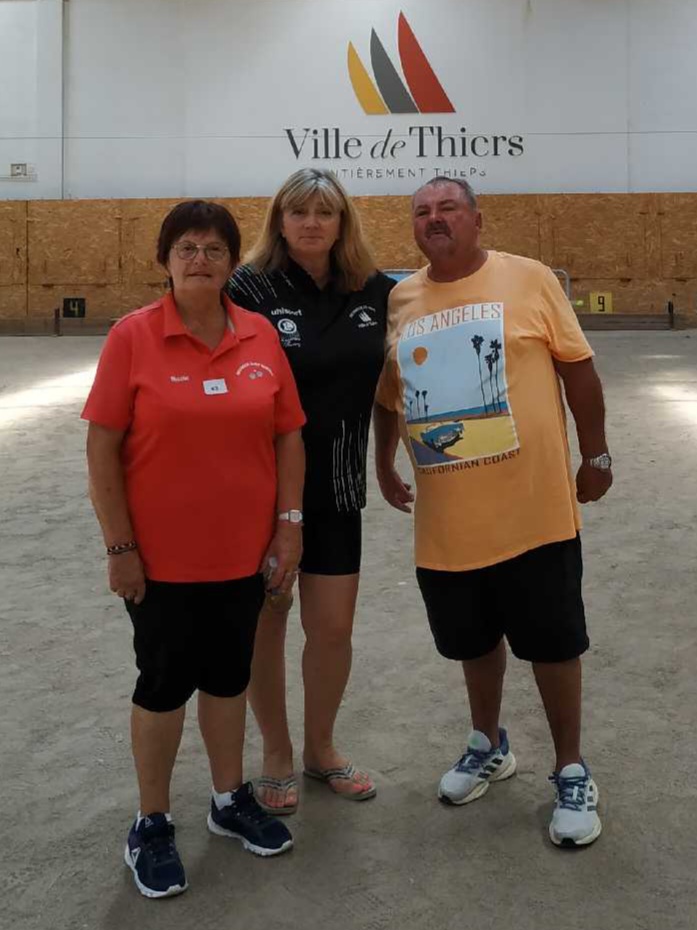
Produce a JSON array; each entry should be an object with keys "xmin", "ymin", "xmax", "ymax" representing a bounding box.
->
[{"xmin": 374, "ymin": 178, "xmax": 612, "ymax": 848}]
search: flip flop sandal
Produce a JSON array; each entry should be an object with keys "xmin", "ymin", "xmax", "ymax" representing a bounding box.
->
[
  {"xmin": 254, "ymin": 775, "xmax": 299, "ymax": 816},
  {"xmin": 303, "ymin": 763, "xmax": 377, "ymax": 801}
]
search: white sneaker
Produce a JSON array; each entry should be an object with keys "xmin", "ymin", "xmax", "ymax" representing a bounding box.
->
[
  {"xmin": 438, "ymin": 728, "xmax": 517, "ymax": 805},
  {"xmin": 548, "ymin": 760, "xmax": 602, "ymax": 847}
]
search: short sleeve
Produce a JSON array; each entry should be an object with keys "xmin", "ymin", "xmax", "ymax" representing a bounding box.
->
[
  {"xmin": 375, "ymin": 355, "xmax": 400, "ymax": 411},
  {"xmin": 273, "ymin": 339, "xmax": 306, "ymax": 435},
  {"xmin": 81, "ymin": 326, "xmax": 135, "ymax": 430},
  {"xmin": 539, "ymin": 266, "xmax": 594, "ymax": 362}
]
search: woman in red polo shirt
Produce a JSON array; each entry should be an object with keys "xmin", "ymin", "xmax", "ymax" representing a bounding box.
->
[{"xmin": 82, "ymin": 201, "xmax": 306, "ymax": 900}]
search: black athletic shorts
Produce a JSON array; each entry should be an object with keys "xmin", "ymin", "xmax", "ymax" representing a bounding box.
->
[
  {"xmin": 125, "ymin": 574, "xmax": 265, "ymax": 713},
  {"xmin": 416, "ymin": 535, "xmax": 589, "ymax": 664},
  {"xmin": 300, "ymin": 509, "xmax": 362, "ymax": 575}
]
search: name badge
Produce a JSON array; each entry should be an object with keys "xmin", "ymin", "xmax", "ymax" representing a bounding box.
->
[{"xmin": 203, "ymin": 378, "xmax": 228, "ymax": 395}]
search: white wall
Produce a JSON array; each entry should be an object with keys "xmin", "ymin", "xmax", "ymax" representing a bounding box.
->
[
  {"xmin": 1, "ymin": 0, "xmax": 697, "ymax": 198},
  {"xmin": 0, "ymin": 0, "xmax": 63, "ymax": 199}
]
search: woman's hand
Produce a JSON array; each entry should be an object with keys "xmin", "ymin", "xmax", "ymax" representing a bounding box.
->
[
  {"xmin": 261, "ymin": 523, "xmax": 302, "ymax": 595},
  {"xmin": 108, "ymin": 550, "xmax": 146, "ymax": 604}
]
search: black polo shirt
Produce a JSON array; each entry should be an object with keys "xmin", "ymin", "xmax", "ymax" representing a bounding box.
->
[{"xmin": 226, "ymin": 261, "xmax": 395, "ymax": 513}]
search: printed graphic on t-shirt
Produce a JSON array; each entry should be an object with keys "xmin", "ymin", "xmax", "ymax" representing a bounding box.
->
[
  {"xmin": 398, "ymin": 303, "xmax": 519, "ymax": 469},
  {"xmin": 276, "ymin": 317, "xmax": 302, "ymax": 348}
]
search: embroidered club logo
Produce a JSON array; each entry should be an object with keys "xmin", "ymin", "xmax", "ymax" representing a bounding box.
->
[
  {"xmin": 236, "ymin": 362, "xmax": 274, "ymax": 379},
  {"xmin": 278, "ymin": 319, "xmax": 298, "ymax": 335},
  {"xmin": 348, "ymin": 12, "xmax": 455, "ymax": 115}
]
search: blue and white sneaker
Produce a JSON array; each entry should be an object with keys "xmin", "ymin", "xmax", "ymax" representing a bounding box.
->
[
  {"xmin": 548, "ymin": 760, "xmax": 601, "ymax": 847},
  {"xmin": 124, "ymin": 813, "xmax": 187, "ymax": 899},
  {"xmin": 438, "ymin": 728, "xmax": 517, "ymax": 805},
  {"xmin": 207, "ymin": 781, "xmax": 293, "ymax": 856}
]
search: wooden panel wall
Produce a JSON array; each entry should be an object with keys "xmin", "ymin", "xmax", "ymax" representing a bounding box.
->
[{"xmin": 0, "ymin": 194, "xmax": 695, "ymax": 322}]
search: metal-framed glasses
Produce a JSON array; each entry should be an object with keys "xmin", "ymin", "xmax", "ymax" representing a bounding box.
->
[{"xmin": 172, "ymin": 241, "xmax": 230, "ymax": 263}]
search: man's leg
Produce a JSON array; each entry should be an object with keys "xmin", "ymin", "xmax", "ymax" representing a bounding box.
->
[
  {"xmin": 462, "ymin": 639, "xmax": 507, "ymax": 747},
  {"xmin": 416, "ymin": 567, "xmax": 515, "ymax": 805},
  {"xmin": 532, "ymin": 657, "xmax": 582, "ymax": 771}
]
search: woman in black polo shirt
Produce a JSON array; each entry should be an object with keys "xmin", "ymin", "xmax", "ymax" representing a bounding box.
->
[{"xmin": 227, "ymin": 169, "xmax": 394, "ymax": 813}]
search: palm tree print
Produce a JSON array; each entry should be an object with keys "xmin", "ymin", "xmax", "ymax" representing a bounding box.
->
[
  {"xmin": 415, "ymin": 390, "xmax": 421, "ymax": 419},
  {"xmin": 422, "ymin": 390, "xmax": 429, "ymax": 421},
  {"xmin": 484, "ymin": 353, "xmax": 496, "ymax": 413},
  {"xmin": 471, "ymin": 335, "xmax": 488, "ymax": 415},
  {"xmin": 490, "ymin": 338, "xmax": 503, "ymax": 413}
]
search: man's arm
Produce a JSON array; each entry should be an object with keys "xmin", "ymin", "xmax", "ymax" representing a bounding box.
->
[
  {"xmin": 373, "ymin": 401, "xmax": 414, "ymax": 513},
  {"xmin": 554, "ymin": 357, "xmax": 612, "ymax": 503}
]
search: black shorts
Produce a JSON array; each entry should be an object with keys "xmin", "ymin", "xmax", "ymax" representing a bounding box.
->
[
  {"xmin": 300, "ymin": 509, "xmax": 362, "ymax": 575},
  {"xmin": 416, "ymin": 535, "xmax": 589, "ymax": 664},
  {"xmin": 125, "ymin": 574, "xmax": 265, "ymax": 713}
]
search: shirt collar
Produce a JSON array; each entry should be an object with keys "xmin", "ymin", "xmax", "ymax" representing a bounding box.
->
[
  {"xmin": 286, "ymin": 258, "xmax": 338, "ymax": 296},
  {"xmin": 162, "ymin": 291, "xmax": 257, "ymax": 342}
]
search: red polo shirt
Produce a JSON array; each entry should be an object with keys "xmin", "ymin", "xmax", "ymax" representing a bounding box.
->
[{"xmin": 82, "ymin": 293, "xmax": 306, "ymax": 582}]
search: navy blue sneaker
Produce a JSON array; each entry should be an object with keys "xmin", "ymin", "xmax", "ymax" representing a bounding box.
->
[
  {"xmin": 124, "ymin": 813, "xmax": 188, "ymax": 898},
  {"xmin": 207, "ymin": 782, "xmax": 294, "ymax": 856}
]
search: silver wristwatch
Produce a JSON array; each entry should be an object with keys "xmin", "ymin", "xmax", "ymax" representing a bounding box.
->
[
  {"xmin": 584, "ymin": 453, "xmax": 612, "ymax": 471},
  {"xmin": 278, "ymin": 509, "xmax": 304, "ymax": 525}
]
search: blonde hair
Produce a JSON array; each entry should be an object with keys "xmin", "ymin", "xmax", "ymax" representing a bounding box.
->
[{"xmin": 246, "ymin": 168, "xmax": 377, "ymax": 292}]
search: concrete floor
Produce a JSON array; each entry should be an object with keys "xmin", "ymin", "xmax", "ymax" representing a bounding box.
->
[{"xmin": 1, "ymin": 332, "xmax": 696, "ymax": 930}]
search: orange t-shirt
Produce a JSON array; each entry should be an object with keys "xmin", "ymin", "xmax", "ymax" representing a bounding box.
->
[
  {"xmin": 82, "ymin": 293, "xmax": 306, "ymax": 582},
  {"xmin": 376, "ymin": 252, "xmax": 594, "ymax": 571}
]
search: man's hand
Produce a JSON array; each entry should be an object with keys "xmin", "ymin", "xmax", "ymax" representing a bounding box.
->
[
  {"xmin": 261, "ymin": 523, "xmax": 302, "ymax": 594},
  {"xmin": 377, "ymin": 466, "xmax": 415, "ymax": 513},
  {"xmin": 109, "ymin": 550, "xmax": 146, "ymax": 604},
  {"xmin": 576, "ymin": 462, "xmax": 613, "ymax": 503}
]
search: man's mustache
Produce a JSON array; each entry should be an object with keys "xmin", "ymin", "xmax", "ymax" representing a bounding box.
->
[{"xmin": 426, "ymin": 223, "xmax": 451, "ymax": 237}]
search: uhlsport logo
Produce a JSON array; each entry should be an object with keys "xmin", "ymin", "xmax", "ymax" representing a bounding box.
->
[{"xmin": 348, "ymin": 12, "xmax": 455, "ymax": 115}]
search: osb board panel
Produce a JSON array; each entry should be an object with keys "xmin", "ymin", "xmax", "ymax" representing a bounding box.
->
[
  {"xmin": 119, "ymin": 198, "xmax": 269, "ymax": 284},
  {"xmin": 656, "ymin": 194, "xmax": 697, "ymax": 279},
  {"xmin": 27, "ymin": 201, "xmax": 121, "ymax": 286},
  {"xmin": 479, "ymin": 195, "xmax": 543, "ymax": 261},
  {"xmin": 568, "ymin": 278, "xmax": 694, "ymax": 316},
  {"xmin": 119, "ymin": 284, "xmax": 167, "ymax": 314},
  {"xmin": 28, "ymin": 284, "xmax": 123, "ymax": 318},
  {"xmin": 5, "ymin": 192, "xmax": 697, "ymax": 320},
  {"xmin": 545, "ymin": 194, "xmax": 653, "ymax": 279},
  {"xmin": 0, "ymin": 202, "xmax": 27, "ymax": 286},
  {"xmin": 221, "ymin": 198, "xmax": 270, "ymax": 259},
  {"xmin": 120, "ymin": 199, "xmax": 184, "ymax": 285},
  {"xmin": 0, "ymin": 285, "xmax": 27, "ymax": 318},
  {"xmin": 355, "ymin": 196, "xmax": 422, "ymax": 269}
]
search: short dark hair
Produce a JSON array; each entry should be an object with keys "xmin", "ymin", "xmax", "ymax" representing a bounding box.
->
[
  {"xmin": 156, "ymin": 200, "xmax": 241, "ymax": 266},
  {"xmin": 414, "ymin": 177, "xmax": 478, "ymax": 210}
]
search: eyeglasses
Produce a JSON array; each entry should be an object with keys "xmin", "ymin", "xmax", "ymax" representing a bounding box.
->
[{"xmin": 172, "ymin": 242, "xmax": 230, "ymax": 263}]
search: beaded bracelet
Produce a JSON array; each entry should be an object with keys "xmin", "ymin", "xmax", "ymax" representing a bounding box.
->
[{"xmin": 106, "ymin": 541, "xmax": 138, "ymax": 556}]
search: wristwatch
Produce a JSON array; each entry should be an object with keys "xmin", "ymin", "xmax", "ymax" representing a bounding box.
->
[
  {"xmin": 278, "ymin": 509, "xmax": 304, "ymax": 525},
  {"xmin": 584, "ymin": 453, "xmax": 612, "ymax": 471}
]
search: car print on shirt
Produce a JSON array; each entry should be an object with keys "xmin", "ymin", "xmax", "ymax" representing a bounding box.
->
[
  {"xmin": 398, "ymin": 302, "xmax": 519, "ymax": 470},
  {"xmin": 420, "ymin": 421, "xmax": 465, "ymax": 453}
]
